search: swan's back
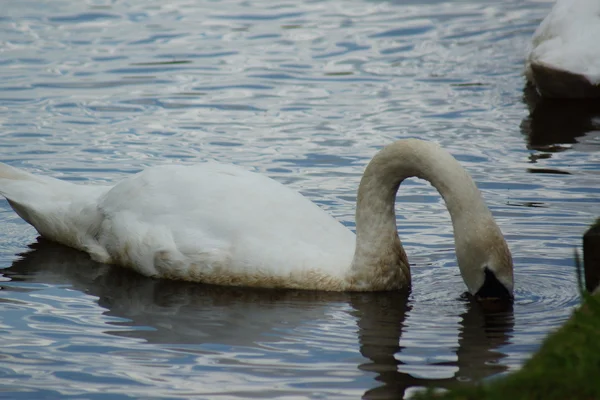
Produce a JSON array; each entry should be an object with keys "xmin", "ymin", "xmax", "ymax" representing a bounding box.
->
[{"xmin": 96, "ymin": 163, "xmax": 356, "ymax": 288}]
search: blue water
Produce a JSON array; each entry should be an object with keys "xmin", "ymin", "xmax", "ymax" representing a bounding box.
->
[{"xmin": 0, "ymin": 0, "xmax": 598, "ymax": 398}]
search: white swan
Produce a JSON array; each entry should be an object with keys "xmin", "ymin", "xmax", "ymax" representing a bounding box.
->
[
  {"xmin": 0, "ymin": 139, "xmax": 513, "ymax": 297},
  {"xmin": 525, "ymin": 0, "xmax": 600, "ymax": 98}
]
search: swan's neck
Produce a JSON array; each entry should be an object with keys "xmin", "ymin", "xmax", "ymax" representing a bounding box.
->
[{"xmin": 348, "ymin": 139, "xmax": 493, "ymax": 290}]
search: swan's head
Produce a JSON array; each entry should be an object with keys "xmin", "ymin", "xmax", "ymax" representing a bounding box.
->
[{"xmin": 455, "ymin": 218, "xmax": 514, "ymax": 301}]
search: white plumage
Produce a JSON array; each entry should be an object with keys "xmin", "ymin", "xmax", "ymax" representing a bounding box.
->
[
  {"xmin": 0, "ymin": 139, "xmax": 513, "ymax": 295},
  {"xmin": 526, "ymin": 0, "xmax": 600, "ymax": 98}
]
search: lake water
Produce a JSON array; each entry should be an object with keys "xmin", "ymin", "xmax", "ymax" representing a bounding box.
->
[{"xmin": 1, "ymin": 0, "xmax": 599, "ymax": 398}]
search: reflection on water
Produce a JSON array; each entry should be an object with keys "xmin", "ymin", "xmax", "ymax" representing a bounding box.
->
[
  {"xmin": 0, "ymin": 239, "xmax": 514, "ymax": 399},
  {"xmin": 521, "ymin": 84, "xmax": 600, "ymax": 154},
  {"xmin": 356, "ymin": 294, "xmax": 513, "ymax": 399}
]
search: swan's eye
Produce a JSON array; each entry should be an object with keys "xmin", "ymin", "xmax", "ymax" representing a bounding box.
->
[{"xmin": 475, "ymin": 267, "xmax": 512, "ymax": 301}]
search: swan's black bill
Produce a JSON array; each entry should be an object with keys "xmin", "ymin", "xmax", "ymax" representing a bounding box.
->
[{"xmin": 475, "ymin": 267, "xmax": 512, "ymax": 301}]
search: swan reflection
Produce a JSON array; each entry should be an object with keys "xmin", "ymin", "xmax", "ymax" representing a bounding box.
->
[
  {"xmin": 521, "ymin": 84, "xmax": 600, "ymax": 154},
  {"xmin": 2, "ymin": 239, "xmax": 514, "ymax": 399}
]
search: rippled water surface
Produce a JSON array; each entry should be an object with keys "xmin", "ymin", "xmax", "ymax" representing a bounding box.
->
[{"xmin": 1, "ymin": 0, "xmax": 599, "ymax": 398}]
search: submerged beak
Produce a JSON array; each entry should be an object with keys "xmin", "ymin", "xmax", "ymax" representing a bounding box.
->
[{"xmin": 475, "ymin": 267, "xmax": 513, "ymax": 301}]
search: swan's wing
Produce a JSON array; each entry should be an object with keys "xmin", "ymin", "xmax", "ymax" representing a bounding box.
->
[{"xmin": 95, "ymin": 163, "xmax": 355, "ymax": 286}]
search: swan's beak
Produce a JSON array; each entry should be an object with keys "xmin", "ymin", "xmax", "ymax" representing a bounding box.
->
[{"xmin": 475, "ymin": 267, "xmax": 513, "ymax": 301}]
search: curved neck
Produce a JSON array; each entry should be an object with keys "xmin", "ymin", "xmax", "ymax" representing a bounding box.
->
[{"xmin": 349, "ymin": 139, "xmax": 493, "ymax": 289}]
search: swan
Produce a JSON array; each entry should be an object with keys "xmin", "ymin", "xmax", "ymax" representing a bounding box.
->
[
  {"xmin": 0, "ymin": 139, "xmax": 513, "ymax": 298},
  {"xmin": 525, "ymin": 0, "xmax": 600, "ymax": 98}
]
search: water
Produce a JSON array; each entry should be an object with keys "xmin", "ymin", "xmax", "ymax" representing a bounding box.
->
[{"xmin": 0, "ymin": 0, "xmax": 598, "ymax": 398}]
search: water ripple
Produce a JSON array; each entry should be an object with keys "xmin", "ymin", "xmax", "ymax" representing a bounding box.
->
[{"xmin": 0, "ymin": 0, "xmax": 597, "ymax": 398}]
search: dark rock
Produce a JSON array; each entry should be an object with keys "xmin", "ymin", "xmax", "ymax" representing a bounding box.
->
[{"xmin": 583, "ymin": 218, "xmax": 600, "ymax": 293}]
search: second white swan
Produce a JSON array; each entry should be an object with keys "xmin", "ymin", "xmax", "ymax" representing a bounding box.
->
[
  {"xmin": 525, "ymin": 0, "xmax": 600, "ymax": 98},
  {"xmin": 0, "ymin": 139, "xmax": 513, "ymax": 298}
]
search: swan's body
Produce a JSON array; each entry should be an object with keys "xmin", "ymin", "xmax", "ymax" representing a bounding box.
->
[
  {"xmin": 0, "ymin": 139, "xmax": 513, "ymax": 297},
  {"xmin": 525, "ymin": 0, "xmax": 600, "ymax": 98}
]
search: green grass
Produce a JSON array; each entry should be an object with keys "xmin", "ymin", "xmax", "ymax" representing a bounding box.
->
[{"xmin": 416, "ymin": 254, "xmax": 600, "ymax": 400}]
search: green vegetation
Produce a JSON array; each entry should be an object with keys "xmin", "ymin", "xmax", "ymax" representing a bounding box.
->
[{"xmin": 416, "ymin": 254, "xmax": 600, "ymax": 400}]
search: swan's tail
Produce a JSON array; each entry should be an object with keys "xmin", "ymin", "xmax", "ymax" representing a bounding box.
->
[{"xmin": 0, "ymin": 162, "xmax": 108, "ymax": 249}]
